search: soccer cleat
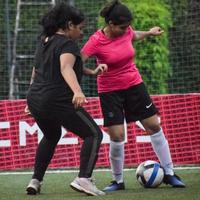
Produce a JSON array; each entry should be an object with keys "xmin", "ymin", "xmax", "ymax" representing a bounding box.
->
[
  {"xmin": 70, "ymin": 177, "xmax": 105, "ymax": 196},
  {"xmin": 103, "ymin": 181, "xmax": 125, "ymax": 192},
  {"xmin": 26, "ymin": 179, "xmax": 42, "ymax": 195},
  {"xmin": 163, "ymin": 174, "xmax": 185, "ymax": 187}
]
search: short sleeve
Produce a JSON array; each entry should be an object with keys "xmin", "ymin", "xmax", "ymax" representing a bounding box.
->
[
  {"xmin": 129, "ymin": 26, "xmax": 136, "ymax": 40},
  {"xmin": 81, "ymin": 34, "xmax": 98, "ymax": 57},
  {"xmin": 60, "ymin": 40, "xmax": 80, "ymax": 56}
]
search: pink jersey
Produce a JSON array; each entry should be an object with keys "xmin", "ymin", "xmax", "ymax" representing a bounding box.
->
[{"xmin": 81, "ymin": 26, "xmax": 143, "ymax": 93}]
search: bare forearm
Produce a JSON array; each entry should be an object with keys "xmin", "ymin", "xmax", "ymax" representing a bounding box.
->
[
  {"xmin": 135, "ymin": 27, "xmax": 164, "ymax": 41},
  {"xmin": 83, "ymin": 67, "xmax": 95, "ymax": 75},
  {"xmin": 30, "ymin": 67, "xmax": 35, "ymax": 85},
  {"xmin": 61, "ymin": 67, "xmax": 82, "ymax": 94},
  {"xmin": 82, "ymin": 54, "xmax": 95, "ymax": 75},
  {"xmin": 135, "ymin": 31, "xmax": 151, "ymax": 40}
]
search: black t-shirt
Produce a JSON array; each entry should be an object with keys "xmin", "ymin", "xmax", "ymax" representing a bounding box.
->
[{"xmin": 27, "ymin": 34, "xmax": 83, "ymax": 113}]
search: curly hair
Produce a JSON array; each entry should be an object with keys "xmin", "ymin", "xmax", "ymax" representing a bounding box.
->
[{"xmin": 40, "ymin": 3, "xmax": 84, "ymax": 36}]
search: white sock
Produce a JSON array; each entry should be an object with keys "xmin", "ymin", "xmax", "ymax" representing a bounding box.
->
[
  {"xmin": 150, "ymin": 129, "xmax": 174, "ymax": 175},
  {"xmin": 109, "ymin": 141, "xmax": 124, "ymax": 183}
]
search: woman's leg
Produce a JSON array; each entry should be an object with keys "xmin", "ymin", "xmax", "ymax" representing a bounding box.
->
[
  {"xmin": 141, "ymin": 115, "xmax": 173, "ymax": 174},
  {"xmin": 32, "ymin": 119, "xmax": 62, "ymax": 181},
  {"xmin": 102, "ymin": 124, "xmax": 126, "ymax": 192},
  {"xmin": 108, "ymin": 124, "xmax": 125, "ymax": 184},
  {"xmin": 62, "ymin": 108, "xmax": 104, "ymax": 196},
  {"xmin": 61, "ymin": 108, "xmax": 103, "ymax": 178},
  {"xmin": 98, "ymin": 90, "xmax": 126, "ymax": 191},
  {"xmin": 27, "ymin": 118, "xmax": 62, "ymax": 194},
  {"xmin": 141, "ymin": 114, "xmax": 185, "ymax": 187}
]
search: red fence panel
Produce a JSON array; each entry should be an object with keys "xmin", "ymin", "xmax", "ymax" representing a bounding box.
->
[{"xmin": 0, "ymin": 94, "xmax": 200, "ymax": 170}]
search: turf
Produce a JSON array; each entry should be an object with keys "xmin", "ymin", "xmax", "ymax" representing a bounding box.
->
[{"xmin": 0, "ymin": 168, "xmax": 199, "ymax": 200}]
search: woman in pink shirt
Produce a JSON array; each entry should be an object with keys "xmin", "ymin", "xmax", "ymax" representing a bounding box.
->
[{"xmin": 82, "ymin": 0, "xmax": 185, "ymax": 191}]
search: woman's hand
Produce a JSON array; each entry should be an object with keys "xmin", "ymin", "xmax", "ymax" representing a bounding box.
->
[
  {"xmin": 72, "ymin": 91, "xmax": 88, "ymax": 109},
  {"xmin": 149, "ymin": 26, "xmax": 164, "ymax": 36},
  {"xmin": 93, "ymin": 64, "xmax": 108, "ymax": 75},
  {"xmin": 24, "ymin": 105, "xmax": 31, "ymax": 115}
]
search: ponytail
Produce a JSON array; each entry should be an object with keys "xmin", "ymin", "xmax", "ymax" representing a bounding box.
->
[
  {"xmin": 100, "ymin": 0, "xmax": 120, "ymax": 20},
  {"xmin": 100, "ymin": 0, "xmax": 132, "ymax": 25}
]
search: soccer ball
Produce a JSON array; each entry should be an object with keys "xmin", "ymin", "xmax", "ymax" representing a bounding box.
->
[{"xmin": 136, "ymin": 160, "xmax": 164, "ymax": 188}]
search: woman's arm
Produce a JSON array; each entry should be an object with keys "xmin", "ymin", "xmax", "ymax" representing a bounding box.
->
[
  {"xmin": 60, "ymin": 53, "xmax": 87, "ymax": 108},
  {"xmin": 134, "ymin": 26, "xmax": 164, "ymax": 41},
  {"xmin": 25, "ymin": 67, "xmax": 35, "ymax": 115},
  {"xmin": 81, "ymin": 53, "xmax": 94, "ymax": 75},
  {"xmin": 81, "ymin": 53, "xmax": 108, "ymax": 76},
  {"xmin": 30, "ymin": 67, "xmax": 35, "ymax": 85}
]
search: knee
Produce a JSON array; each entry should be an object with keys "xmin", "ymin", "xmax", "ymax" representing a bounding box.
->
[
  {"xmin": 109, "ymin": 132, "xmax": 125, "ymax": 142},
  {"xmin": 145, "ymin": 124, "xmax": 161, "ymax": 135},
  {"xmin": 107, "ymin": 124, "xmax": 125, "ymax": 142},
  {"xmin": 112, "ymin": 135, "xmax": 124, "ymax": 142}
]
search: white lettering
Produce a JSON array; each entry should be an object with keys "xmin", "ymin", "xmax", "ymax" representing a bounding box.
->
[
  {"xmin": 0, "ymin": 118, "xmax": 129, "ymax": 147},
  {"xmin": 0, "ymin": 122, "xmax": 11, "ymax": 147},
  {"xmin": 19, "ymin": 121, "xmax": 42, "ymax": 146},
  {"xmin": 19, "ymin": 121, "xmax": 78, "ymax": 146},
  {"xmin": 136, "ymin": 135, "xmax": 151, "ymax": 143},
  {"xmin": 58, "ymin": 127, "xmax": 78, "ymax": 145}
]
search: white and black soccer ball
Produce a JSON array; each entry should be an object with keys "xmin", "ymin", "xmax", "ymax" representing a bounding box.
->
[{"xmin": 136, "ymin": 160, "xmax": 164, "ymax": 188}]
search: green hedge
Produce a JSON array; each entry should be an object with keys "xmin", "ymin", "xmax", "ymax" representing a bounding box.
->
[{"xmin": 123, "ymin": 0, "xmax": 172, "ymax": 94}]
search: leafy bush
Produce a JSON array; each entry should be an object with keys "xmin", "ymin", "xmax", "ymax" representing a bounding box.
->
[{"xmin": 124, "ymin": 0, "xmax": 172, "ymax": 94}]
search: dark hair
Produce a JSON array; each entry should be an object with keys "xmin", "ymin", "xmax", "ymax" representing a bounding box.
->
[
  {"xmin": 40, "ymin": 3, "xmax": 85, "ymax": 36},
  {"xmin": 100, "ymin": 0, "xmax": 132, "ymax": 25}
]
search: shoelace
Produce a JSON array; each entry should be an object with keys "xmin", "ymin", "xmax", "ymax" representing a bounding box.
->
[{"xmin": 88, "ymin": 178, "xmax": 96, "ymax": 186}]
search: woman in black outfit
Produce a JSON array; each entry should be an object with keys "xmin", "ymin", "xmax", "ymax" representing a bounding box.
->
[{"xmin": 25, "ymin": 3, "xmax": 106, "ymax": 196}]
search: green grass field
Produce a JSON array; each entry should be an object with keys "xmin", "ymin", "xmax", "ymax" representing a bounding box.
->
[{"xmin": 0, "ymin": 168, "xmax": 199, "ymax": 200}]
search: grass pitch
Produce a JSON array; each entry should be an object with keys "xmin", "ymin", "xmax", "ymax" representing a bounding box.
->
[{"xmin": 0, "ymin": 168, "xmax": 199, "ymax": 200}]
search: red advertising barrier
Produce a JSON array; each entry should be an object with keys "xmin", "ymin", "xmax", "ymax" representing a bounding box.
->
[{"xmin": 0, "ymin": 94, "xmax": 200, "ymax": 170}]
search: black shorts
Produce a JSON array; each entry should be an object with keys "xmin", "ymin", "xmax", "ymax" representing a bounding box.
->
[{"xmin": 99, "ymin": 82, "xmax": 158, "ymax": 127}]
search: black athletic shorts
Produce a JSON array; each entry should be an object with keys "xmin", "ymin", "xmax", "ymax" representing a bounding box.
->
[{"xmin": 99, "ymin": 82, "xmax": 158, "ymax": 127}]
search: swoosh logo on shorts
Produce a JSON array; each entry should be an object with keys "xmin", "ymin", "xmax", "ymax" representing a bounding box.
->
[{"xmin": 146, "ymin": 103, "xmax": 152, "ymax": 109}]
